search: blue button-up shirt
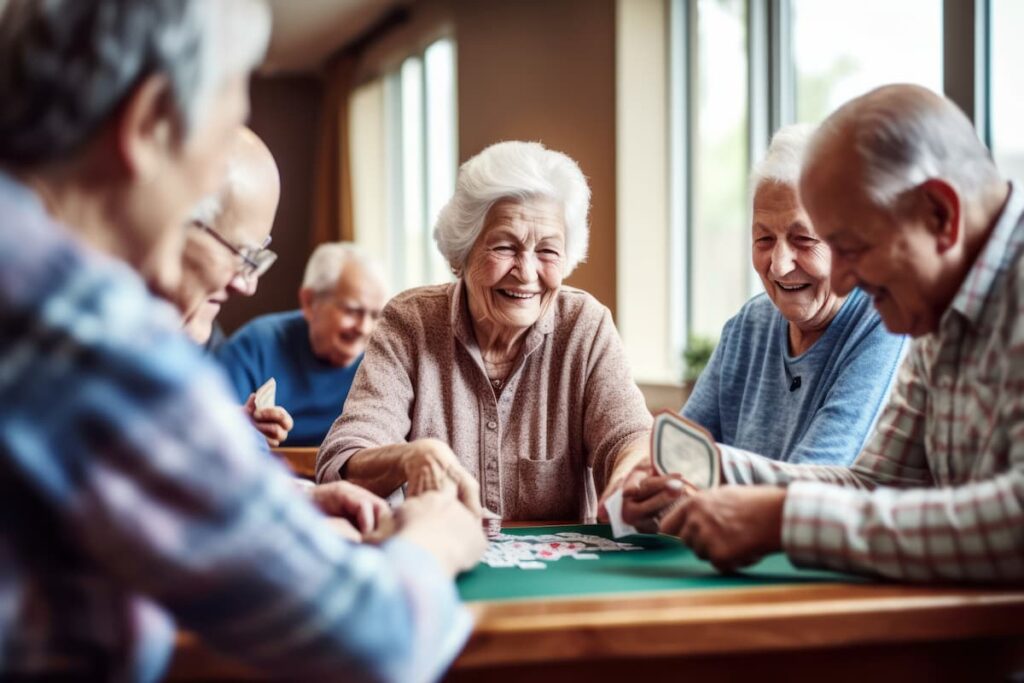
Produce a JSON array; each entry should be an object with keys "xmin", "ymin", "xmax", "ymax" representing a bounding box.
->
[{"xmin": 0, "ymin": 171, "xmax": 470, "ymax": 682}]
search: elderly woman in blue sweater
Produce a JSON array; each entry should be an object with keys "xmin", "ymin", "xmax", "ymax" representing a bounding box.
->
[{"xmin": 619, "ymin": 124, "xmax": 907, "ymax": 529}]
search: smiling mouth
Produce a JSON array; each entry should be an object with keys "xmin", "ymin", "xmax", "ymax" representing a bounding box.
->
[
  {"xmin": 775, "ymin": 282, "xmax": 810, "ymax": 292},
  {"xmin": 497, "ymin": 289, "xmax": 539, "ymax": 300}
]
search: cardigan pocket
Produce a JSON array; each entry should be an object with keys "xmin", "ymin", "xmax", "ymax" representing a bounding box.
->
[{"xmin": 516, "ymin": 457, "xmax": 579, "ymax": 521}]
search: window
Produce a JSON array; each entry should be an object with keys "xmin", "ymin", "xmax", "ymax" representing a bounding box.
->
[
  {"xmin": 619, "ymin": 0, "xmax": 957, "ymax": 385},
  {"xmin": 991, "ymin": 0, "xmax": 1024, "ymax": 181},
  {"xmin": 350, "ymin": 37, "xmax": 457, "ymax": 294},
  {"xmin": 791, "ymin": 0, "xmax": 942, "ymax": 124}
]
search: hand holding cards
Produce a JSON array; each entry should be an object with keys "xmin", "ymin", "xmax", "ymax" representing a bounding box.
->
[
  {"xmin": 254, "ymin": 377, "xmax": 276, "ymax": 410},
  {"xmin": 650, "ymin": 410, "xmax": 720, "ymax": 490}
]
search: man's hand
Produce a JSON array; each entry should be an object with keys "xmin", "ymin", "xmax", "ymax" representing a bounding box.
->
[
  {"xmin": 403, "ymin": 438, "xmax": 482, "ymax": 517},
  {"xmin": 394, "ymin": 490, "xmax": 487, "ymax": 577},
  {"xmin": 658, "ymin": 486, "xmax": 786, "ymax": 572},
  {"xmin": 244, "ymin": 393, "xmax": 294, "ymax": 447},
  {"xmin": 310, "ymin": 480, "xmax": 392, "ymax": 539},
  {"xmin": 619, "ymin": 464, "xmax": 689, "ymax": 533}
]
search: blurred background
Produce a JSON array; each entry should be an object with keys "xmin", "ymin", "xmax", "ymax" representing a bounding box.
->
[{"xmin": 232, "ymin": 0, "xmax": 1023, "ymax": 408}]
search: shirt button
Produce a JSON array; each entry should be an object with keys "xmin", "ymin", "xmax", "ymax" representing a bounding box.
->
[
  {"xmin": 487, "ymin": 420, "xmax": 497, "ymax": 430},
  {"xmin": 492, "ymin": 379, "xmax": 501, "ymax": 388}
]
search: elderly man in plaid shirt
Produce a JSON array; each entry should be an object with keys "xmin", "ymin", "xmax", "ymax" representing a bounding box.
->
[
  {"xmin": 630, "ymin": 84, "xmax": 1023, "ymax": 583},
  {"xmin": 0, "ymin": 1, "xmax": 484, "ymax": 681}
]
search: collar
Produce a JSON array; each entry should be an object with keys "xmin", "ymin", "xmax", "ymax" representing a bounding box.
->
[{"xmin": 947, "ymin": 181, "xmax": 1024, "ymax": 328}]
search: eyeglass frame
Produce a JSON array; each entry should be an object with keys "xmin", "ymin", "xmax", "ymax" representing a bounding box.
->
[{"xmin": 190, "ymin": 219, "xmax": 278, "ymax": 281}]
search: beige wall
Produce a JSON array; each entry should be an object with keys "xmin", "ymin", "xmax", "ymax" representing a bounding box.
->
[
  {"xmin": 454, "ymin": 0, "xmax": 618, "ymax": 316},
  {"xmin": 218, "ymin": 75, "xmax": 323, "ymax": 335}
]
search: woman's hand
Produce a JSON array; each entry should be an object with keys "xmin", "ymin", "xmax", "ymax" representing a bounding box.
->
[
  {"xmin": 310, "ymin": 480, "xmax": 393, "ymax": 540},
  {"xmin": 403, "ymin": 439, "xmax": 482, "ymax": 517},
  {"xmin": 243, "ymin": 393, "xmax": 294, "ymax": 447},
  {"xmin": 393, "ymin": 489, "xmax": 487, "ymax": 577},
  {"xmin": 620, "ymin": 464, "xmax": 689, "ymax": 533}
]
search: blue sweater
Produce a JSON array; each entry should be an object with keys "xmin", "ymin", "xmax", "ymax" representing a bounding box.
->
[
  {"xmin": 681, "ymin": 288, "xmax": 907, "ymax": 465},
  {"xmin": 215, "ymin": 310, "xmax": 362, "ymax": 447}
]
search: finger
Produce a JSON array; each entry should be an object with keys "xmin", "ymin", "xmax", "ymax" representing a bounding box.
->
[
  {"xmin": 254, "ymin": 407, "xmax": 294, "ymax": 432},
  {"xmin": 626, "ymin": 475, "xmax": 684, "ymax": 502},
  {"xmin": 325, "ymin": 517, "xmax": 361, "ymax": 543},
  {"xmin": 624, "ymin": 485, "xmax": 685, "ymax": 518},
  {"xmin": 453, "ymin": 472, "xmax": 482, "ymax": 517},
  {"xmin": 243, "ymin": 393, "xmax": 257, "ymax": 415},
  {"xmin": 357, "ymin": 499, "xmax": 374, "ymax": 533},
  {"xmin": 657, "ymin": 497, "xmax": 691, "ymax": 536}
]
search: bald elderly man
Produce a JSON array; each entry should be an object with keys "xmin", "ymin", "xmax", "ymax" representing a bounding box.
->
[
  {"xmin": 173, "ymin": 126, "xmax": 294, "ymax": 446},
  {"xmin": 216, "ymin": 243, "xmax": 388, "ymax": 446},
  {"xmin": 640, "ymin": 84, "xmax": 1024, "ymax": 584}
]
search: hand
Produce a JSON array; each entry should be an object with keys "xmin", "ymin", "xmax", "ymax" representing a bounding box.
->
[
  {"xmin": 403, "ymin": 438, "xmax": 482, "ymax": 517},
  {"xmin": 658, "ymin": 486, "xmax": 786, "ymax": 572},
  {"xmin": 244, "ymin": 393, "xmax": 294, "ymax": 447},
  {"xmin": 394, "ymin": 490, "xmax": 487, "ymax": 577},
  {"xmin": 619, "ymin": 464, "xmax": 689, "ymax": 533},
  {"xmin": 310, "ymin": 480, "xmax": 393, "ymax": 538},
  {"xmin": 596, "ymin": 439, "xmax": 650, "ymax": 522}
]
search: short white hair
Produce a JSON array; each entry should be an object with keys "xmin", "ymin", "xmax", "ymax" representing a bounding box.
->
[
  {"xmin": 808, "ymin": 84, "xmax": 1001, "ymax": 211},
  {"xmin": 0, "ymin": 0, "xmax": 270, "ymax": 165},
  {"xmin": 749, "ymin": 123, "xmax": 816, "ymax": 195},
  {"xmin": 302, "ymin": 242, "xmax": 387, "ymax": 295},
  {"xmin": 433, "ymin": 140, "xmax": 591, "ymax": 276}
]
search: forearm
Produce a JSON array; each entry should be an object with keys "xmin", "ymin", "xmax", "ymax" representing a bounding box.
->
[
  {"xmin": 782, "ymin": 470, "xmax": 1024, "ymax": 582},
  {"xmin": 339, "ymin": 444, "xmax": 415, "ymax": 498},
  {"xmin": 721, "ymin": 443, "xmax": 875, "ymax": 488},
  {"xmin": 604, "ymin": 434, "xmax": 649, "ymax": 491}
]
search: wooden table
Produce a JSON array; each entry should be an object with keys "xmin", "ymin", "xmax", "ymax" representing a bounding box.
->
[
  {"xmin": 168, "ymin": 523, "xmax": 1024, "ymax": 682},
  {"xmin": 271, "ymin": 446, "xmax": 317, "ymax": 480}
]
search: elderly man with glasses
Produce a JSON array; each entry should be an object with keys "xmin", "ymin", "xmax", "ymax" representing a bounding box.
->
[
  {"xmin": 216, "ymin": 242, "xmax": 389, "ymax": 447},
  {"xmin": 173, "ymin": 126, "xmax": 293, "ymax": 446}
]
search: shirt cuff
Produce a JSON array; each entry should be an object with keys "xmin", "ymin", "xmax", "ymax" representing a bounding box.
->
[
  {"xmin": 781, "ymin": 480, "xmax": 867, "ymax": 575},
  {"xmin": 380, "ymin": 538, "xmax": 474, "ymax": 682}
]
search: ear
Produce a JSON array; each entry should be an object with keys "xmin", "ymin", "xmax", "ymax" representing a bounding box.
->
[
  {"xmin": 299, "ymin": 287, "xmax": 316, "ymax": 321},
  {"xmin": 919, "ymin": 178, "xmax": 961, "ymax": 254},
  {"xmin": 114, "ymin": 74, "xmax": 175, "ymax": 180}
]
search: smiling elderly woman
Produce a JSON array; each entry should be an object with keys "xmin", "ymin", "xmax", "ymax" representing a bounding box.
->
[
  {"xmin": 316, "ymin": 141, "xmax": 651, "ymax": 520},
  {"xmin": 680, "ymin": 124, "xmax": 907, "ymax": 465}
]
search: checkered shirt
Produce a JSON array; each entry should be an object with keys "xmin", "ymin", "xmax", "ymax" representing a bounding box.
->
[
  {"xmin": 720, "ymin": 182, "xmax": 1024, "ymax": 583},
  {"xmin": 0, "ymin": 173, "xmax": 470, "ymax": 682}
]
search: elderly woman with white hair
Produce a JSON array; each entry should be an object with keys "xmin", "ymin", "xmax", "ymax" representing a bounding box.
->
[
  {"xmin": 317, "ymin": 141, "xmax": 652, "ymax": 521},
  {"xmin": 621, "ymin": 124, "xmax": 907, "ymax": 530}
]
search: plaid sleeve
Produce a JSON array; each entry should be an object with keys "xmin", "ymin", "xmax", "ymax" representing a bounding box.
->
[
  {"xmin": 782, "ymin": 471, "xmax": 1024, "ymax": 582},
  {"xmin": 20, "ymin": 322, "xmax": 470, "ymax": 682}
]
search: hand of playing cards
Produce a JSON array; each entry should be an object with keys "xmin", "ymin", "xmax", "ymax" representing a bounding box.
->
[
  {"xmin": 615, "ymin": 411, "xmax": 721, "ymax": 536},
  {"xmin": 244, "ymin": 377, "xmax": 294, "ymax": 447}
]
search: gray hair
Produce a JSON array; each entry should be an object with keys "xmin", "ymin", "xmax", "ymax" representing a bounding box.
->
[
  {"xmin": 749, "ymin": 123, "xmax": 816, "ymax": 195},
  {"xmin": 0, "ymin": 0, "xmax": 270, "ymax": 165},
  {"xmin": 433, "ymin": 140, "xmax": 591, "ymax": 276},
  {"xmin": 809, "ymin": 84, "xmax": 1001, "ymax": 211},
  {"xmin": 302, "ymin": 243, "xmax": 387, "ymax": 296}
]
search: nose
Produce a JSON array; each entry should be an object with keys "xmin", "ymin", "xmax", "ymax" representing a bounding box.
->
[
  {"xmin": 769, "ymin": 240, "xmax": 797, "ymax": 278},
  {"xmin": 512, "ymin": 251, "xmax": 538, "ymax": 282},
  {"xmin": 227, "ymin": 271, "xmax": 258, "ymax": 296},
  {"xmin": 357, "ymin": 312, "xmax": 374, "ymax": 335}
]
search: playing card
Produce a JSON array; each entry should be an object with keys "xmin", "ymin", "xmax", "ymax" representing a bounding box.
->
[
  {"xmin": 254, "ymin": 377, "xmax": 276, "ymax": 410},
  {"xmin": 650, "ymin": 410, "xmax": 720, "ymax": 489}
]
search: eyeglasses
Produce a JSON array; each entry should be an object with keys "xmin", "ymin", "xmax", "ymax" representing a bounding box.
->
[{"xmin": 191, "ymin": 220, "xmax": 278, "ymax": 281}]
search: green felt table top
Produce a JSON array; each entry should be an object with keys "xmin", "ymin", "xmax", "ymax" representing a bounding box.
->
[{"xmin": 457, "ymin": 524, "xmax": 864, "ymax": 602}]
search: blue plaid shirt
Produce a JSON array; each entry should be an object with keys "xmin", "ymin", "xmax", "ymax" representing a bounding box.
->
[{"xmin": 0, "ymin": 172, "xmax": 471, "ymax": 682}]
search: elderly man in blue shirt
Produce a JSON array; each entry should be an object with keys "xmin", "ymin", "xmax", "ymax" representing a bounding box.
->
[{"xmin": 0, "ymin": 1, "xmax": 484, "ymax": 681}]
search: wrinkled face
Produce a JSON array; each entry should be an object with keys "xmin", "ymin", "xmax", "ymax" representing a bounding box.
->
[
  {"xmin": 135, "ymin": 76, "xmax": 251, "ymax": 297},
  {"xmin": 303, "ymin": 262, "xmax": 388, "ymax": 367},
  {"xmin": 464, "ymin": 197, "xmax": 567, "ymax": 334},
  {"xmin": 801, "ymin": 152, "xmax": 948, "ymax": 337},
  {"xmin": 752, "ymin": 182, "xmax": 842, "ymax": 330}
]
